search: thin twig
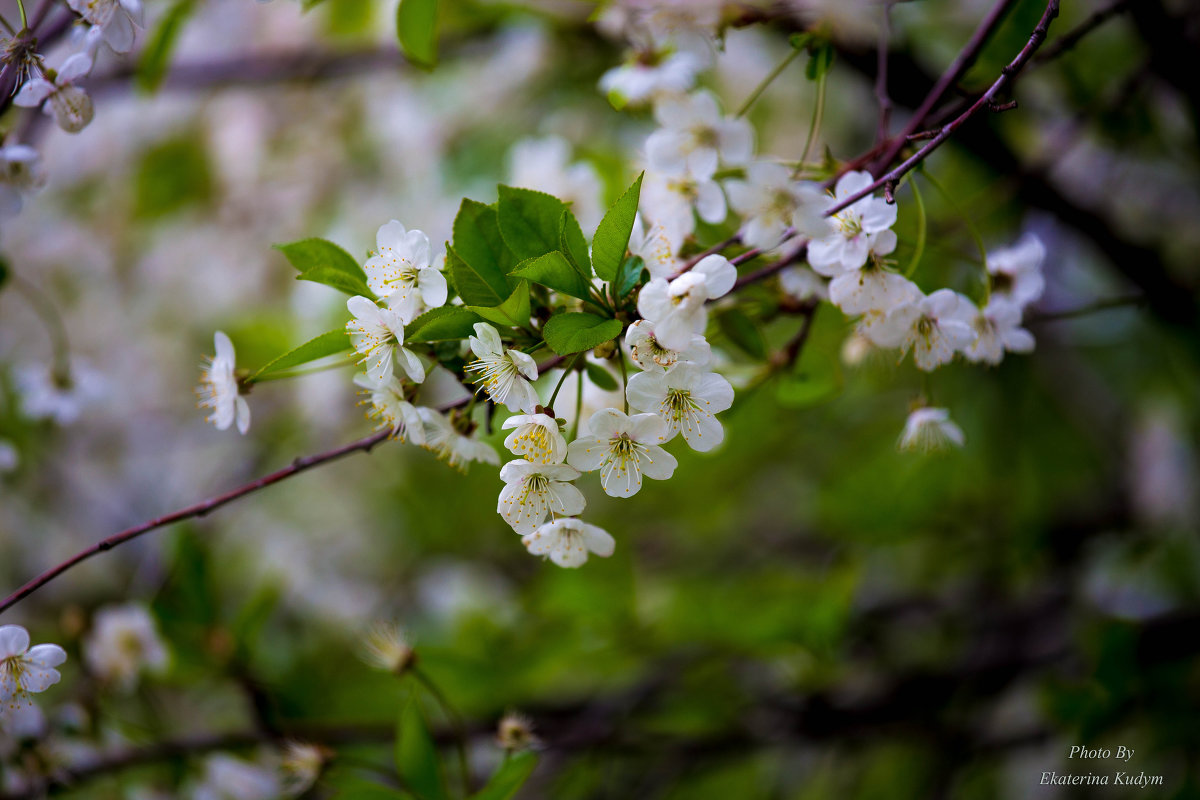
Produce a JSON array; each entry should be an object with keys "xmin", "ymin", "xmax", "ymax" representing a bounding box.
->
[
  {"xmin": 875, "ymin": 0, "xmax": 894, "ymax": 146},
  {"xmin": 1033, "ymin": 0, "xmax": 1129, "ymax": 65},
  {"xmin": 731, "ymin": 243, "xmax": 809, "ymax": 293}
]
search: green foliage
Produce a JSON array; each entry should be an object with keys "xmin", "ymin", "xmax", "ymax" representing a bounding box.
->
[
  {"xmin": 472, "ymin": 751, "xmax": 539, "ymax": 800},
  {"xmin": 559, "ymin": 209, "xmax": 591, "ymax": 276},
  {"xmin": 543, "ymin": 312, "xmax": 622, "ymax": 355},
  {"xmin": 274, "ymin": 238, "xmax": 373, "ymax": 297},
  {"xmin": 395, "ymin": 687, "xmax": 449, "ymax": 800},
  {"xmin": 716, "ymin": 308, "xmax": 767, "ymax": 361},
  {"xmin": 134, "ymin": 135, "xmax": 212, "ymax": 218},
  {"xmin": 453, "ymin": 200, "xmax": 516, "ymax": 289},
  {"xmin": 510, "ymin": 251, "xmax": 592, "ymax": 301},
  {"xmin": 585, "ymin": 361, "xmax": 619, "ymax": 391},
  {"xmin": 497, "ymin": 186, "xmax": 570, "ymax": 262},
  {"xmin": 407, "ymin": 307, "xmax": 484, "ymax": 342},
  {"xmin": 613, "ymin": 255, "xmax": 647, "ymax": 300},
  {"xmin": 136, "ymin": 0, "xmax": 196, "ymax": 92},
  {"xmin": 468, "ymin": 281, "xmax": 531, "ymax": 329},
  {"xmin": 447, "ymin": 246, "xmax": 512, "ymax": 307},
  {"xmin": 396, "ymin": 0, "xmax": 439, "ymax": 69},
  {"xmin": 591, "ymin": 173, "xmax": 643, "ymax": 283},
  {"xmin": 249, "ymin": 329, "xmax": 349, "ymax": 382}
]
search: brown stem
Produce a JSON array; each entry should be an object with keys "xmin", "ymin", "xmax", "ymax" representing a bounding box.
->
[{"xmin": 875, "ymin": 0, "xmax": 894, "ymax": 146}]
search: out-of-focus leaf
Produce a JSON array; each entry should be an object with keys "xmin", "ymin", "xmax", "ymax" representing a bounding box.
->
[
  {"xmin": 776, "ymin": 347, "xmax": 841, "ymax": 407},
  {"xmin": 471, "ymin": 751, "xmax": 539, "ymax": 800},
  {"xmin": 396, "ymin": 0, "xmax": 438, "ymax": 69},
  {"xmin": 717, "ymin": 309, "xmax": 767, "ymax": 360},
  {"xmin": 559, "ymin": 209, "xmax": 591, "ymax": 276},
  {"xmin": 136, "ymin": 0, "xmax": 196, "ymax": 92},
  {"xmin": 249, "ymin": 330, "xmax": 349, "ymax": 381},
  {"xmin": 497, "ymin": 186, "xmax": 567, "ymax": 262},
  {"xmin": 591, "ymin": 173, "xmax": 642, "ymax": 283},
  {"xmin": 135, "ymin": 135, "xmax": 212, "ymax": 218},
  {"xmin": 447, "ymin": 245, "xmax": 510, "ymax": 307},
  {"xmin": 395, "ymin": 689, "xmax": 448, "ymax": 800},
  {"xmin": 510, "ymin": 251, "xmax": 592, "ymax": 300},
  {"xmin": 543, "ymin": 313, "xmax": 622, "ymax": 355},
  {"xmin": 468, "ymin": 281, "xmax": 531, "ymax": 329},
  {"xmin": 407, "ymin": 307, "xmax": 483, "ymax": 342},
  {"xmin": 585, "ymin": 361, "xmax": 619, "ymax": 391},
  {"xmin": 275, "ymin": 238, "xmax": 372, "ymax": 297}
]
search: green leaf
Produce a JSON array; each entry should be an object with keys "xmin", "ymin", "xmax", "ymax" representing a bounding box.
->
[
  {"xmin": 471, "ymin": 752, "xmax": 539, "ymax": 800},
  {"xmin": 468, "ymin": 281, "xmax": 531, "ymax": 329},
  {"xmin": 406, "ymin": 307, "xmax": 483, "ymax": 342},
  {"xmin": 396, "ymin": 0, "xmax": 438, "ymax": 69},
  {"xmin": 717, "ymin": 309, "xmax": 767, "ymax": 360},
  {"xmin": 585, "ymin": 361, "xmax": 619, "ymax": 392},
  {"xmin": 613, "ymin": 255, "xmax": 647, "ymax": 299},
  {"xmin": 591, "ymin": 173, "xmax": 643, "ymax": 283},
  {"xmin": 134, "ymin": 135, "xmax": 212, "ymax": 219},
  {"xmin": 249, "ymin": 329, "xmax": 350, "ymax": 381},
  {"xmin": 453, "ymin": 199, "xmax": 516, "ymax": 281},
  {"xmin": 446, "ymin": 245, "xmax": 510, "ymax": 307},
  {"xmin": 394, "ymin": 691, "xmax": 448, "ymax": 800},
  {"xmin": 510, "ymin": 251, "xmax": 593, "ymax": 300},
  {"xmin": 497, "ymin": 186, "xmax": 568, "ymax": 262},
  {"xmin": 135, "ymin": 0, "xmax": 196, "ymax": 92},
  {"xmin": 559, "ymin": 209, "xmax": 591, "ymax": 276},
  {"xmin": 275, "ymin": 238, "xmax": 372, "ymax": 297},
  {"xmin": 543, "ymin": 313, "xmax": 623, "ymax": 355}
]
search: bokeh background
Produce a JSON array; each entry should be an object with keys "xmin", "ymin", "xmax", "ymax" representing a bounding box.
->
[{"xmin": 1, "ymin": 0, "xmax": 1199, "ymax": 797}]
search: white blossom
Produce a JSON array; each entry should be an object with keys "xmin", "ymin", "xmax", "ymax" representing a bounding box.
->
[
  {"xmin": 626, "ymin": 363, "xmax": 734, "ymax": 451},
  {"xmin": 646, "ymin": 90, "xmax": 753, "ymax": 180},
  {"xmin": 636, "ymin": 254, "xmax": 735, "ymax": 350},
  {"xmin": 197, "ymin": 331, "xmax": 250, "ymax": 434},
  {"xmin": 498, "ymin": 460, "xmax": 586, "ymax": 534},
  {"xmin": 567, "ymin": 408, "xmax": 677, "ymax": 497},
  {"xmin": 417, "ymin": 408, "xmax": 500, "ymax": 472},
  {"xmin": 625, "ymin": 319, "xmax": 710, "ymax": 371},
  {"xmin": 898, "ymin": 407, "xmax": 965, "ymax": 453},
  {"xmin": 362, "ymin": 221, "xmax": 447, "ymax": 323},
  {"xmin": 352, "ymin": 372, "xmax": 426, "ymax": 443},
  {"xmin": 0, "ymin": 144, "xmax": 47, "ymax": 219},
  {"xmin": 641, "ymin": 169, "xmax": 726, "ymax": 244},
  {"xmin": 807, "ymin": 171, "xmax": 898, "ymax": 275},
  {"xmin": 778, "ymin": 266, "xmax": 828, "ymax": 303},
  {"xmin": 346, "ymin": 296, "xmax": 425, "ymax": 383},
  {"xmin": 465, "ymin": 323, "xmax": 540, "ymax": 413},
  {"xmin": 865, "ymin": 289, "xmax": 976, "ymax": 371},
  {"xmin": 192, "ymin": 754, "xmax": 282, "ymax": 800},
  {"xmin": 599, "ymin": 49, "xmax": 703, "ymax": 108},
  {"xmin": 725, "ymin": 162, "xmax": 828, "ymax": 251},
  {"xmin": 66, "ymin": 0, "xmax": 143, "ymax": 53},
  {"xmin": 522, "ymin": 518, "xmax": 615, "ymax": 568},
  {"xmin": 0, "ymin": 626, "xmax": 67, "ymax": 711},
  {"xmin": 13, "ymin": 54, "xmax": 95, "ymax": 133},
  {"xmin": 83, "ymin": 605, "xmax": 169, "ymax": 690},
  {"xmin": 502, "ymin": 413, "xmax": 567, "ymax": 465},
  {"xmin": 829, "ymin": 266, "xmax": 920, "ymax": 316},
  {"xmin": 628, "ymin": 214, "xmax": 682, "ymax": 279},
  {"xmin": 15, "ymin": 358, "xmax": 106, "ymax": 426},
  {"xmin": 962, "ymin": 297, "xmax": 1036, "ymax": 365},
  {"xmin": 508, "ymin": 136, "xmax": 604, "ymax": 232},
  {"xmin": 280, "ymin": 742, "xmax": 327, "ymax": 796},
  {"xmin": 361, "ymin": 623, "xmax": 415, "ymax": 674},
  {"xmin": 987, "ymin": 233, "xmax": 1046, "ymax": 309}
]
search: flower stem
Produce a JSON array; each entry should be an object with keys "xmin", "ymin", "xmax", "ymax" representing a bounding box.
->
[
  {"xmin": 569, "ymin": 369, "xmax": 583, "ymax": 439},
  {"xmin": 737, "ymin": 47, "xmax": 801, "ymax": 118},
  {"xmin": 0, "ymin": 13, "xmax": 16, "ymax": 34},
  {"xmin": 413, "ymin": 669, "xmax": 471, "ymax": 799},
  {"xmin": 904, "ymin": 175, "xmax": 927, "ymax": 278},
  {"xmin": 14, "ymin": 0, "xmax": 26, "ymax": 29},
  {"xmin": 799, "ymin": 71, "xmax": 827, "ymax": 168},
  {"xmin": 546, "ymin": 353, "xmax": 580, "ymax": 412},
  {"xmin": 618, "ymin": 354, "xmax": 629, "ymax": 414}
]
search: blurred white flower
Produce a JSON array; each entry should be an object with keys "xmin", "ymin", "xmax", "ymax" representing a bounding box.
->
[
  {"xmin": 626, "ymin": 363, "xmax": 734, "ymax": 451},
  {"xmin": 353, "ymin": 372, "xmax": 426, "ymax": 443},
  {"xmin": 0, "ymin": 144, "xmax": 46, "ymax": 219},
  {"xmin": 192, "ymin": 754, "xmax": 281, "ymax": 800},
  {"xmin": 0, "ymin": 625, "xmax": 67, "ymax": 710},
  {"xmin": 987, "ymin": 233, "xmax": 1045, "ymax": 309},
  {"xmin": 829, "ymin": 265, "xmax": 918, "ymax": 316},
  {"xmin": 725, "ymin": 162, "xmax": 828, "ymax": 251},
  {"xmin": 361, "ymin": 623, "xmax": 415, "ymax": 674},
  {"xmin": 465, "ymin": 323, "xmax": 540, "ymax": 413},
  {"xmin": 522, "ymin": 517, "xmax": 615, "ymax": 568},
  {"xmin": 496, "ymin": 710, "xmax": 539, "ymax": 752},
  {"xmin": 600, "ymin": 49, "xmax": 704, "ymax": 109},
  {"xmin": 778, "ymin": 266, "xmax": 828, "ymax": 303},
  {"xmin": 567, "ymin": 408, "xmax": 677, "ymax": 498},
  {"xmin": 642, "ymin": 169, "xmax": 726, "ymax": 243},
  {"xmin": 417, "ymin": 408, "xmax": 500, "ymax": 472},
  {"xmin": 0, "ymin": 440, "xmax": 17, "ymax": 474},
  {"xmin": 865, "ymin": 289, "xmax": 976, "ymax": 371},
  {"xmin": 508, "ymin": 137, "xmax": 604, "ymax": 232},
  {"xmin": 636, "ymin": 254, "xmax": 735, "ymax": 350},
  {"xmin": 897, "ymin": 407, "xmax": 965, "ymax": 453},
  {"xmin": 197, "ymin": 331, "xmax": 249, "ymax": 434},
  {"xmin": 16, "ymin": 358, "xmax": 106, "ymax": 426},
  {"xmin": 962, "ymin": 298, "xmax": 1035, "ymax": 365},
  {"xmin": 363, "ymin": 221, "xmax": 447, "ymax": 323},
  {"xmin": 646, "ymin": 90, "xmax": 753, "ymax": 180},
  {"xmin": 280, "ymin": 742, "xmax": 327, "ymax": 796},
  {"xmin": 628, "ymin": 214, "xmax": 682, "ymax": 279},
  {"xmin": 66, "ymin": 0, "xmax": 143, "ymax": 53},
  {"xmin": 498, "ymin": 460, "xmax": 586, "ymax": 534},
  {"xmin": 502, "ymin": 413, "xmax": 567, "ymax": 465},
  {"xmin": 346, "ymin": 296, "xmax": 425, "ymax": 383},
  {"xmin": 625, "ymin": 318, "xmax": 710, "ymax": 371},
  {"xmin": 83, "ymin": 604, "xmax": 169, "ymax": 690},
  {"xmin": 14, "ymin": 54, "xmax": 95, "ymax": 133}
]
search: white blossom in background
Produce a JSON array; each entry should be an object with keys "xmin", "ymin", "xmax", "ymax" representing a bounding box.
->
[
  {"xmin": 417, "ymin": 408, "xmax": 500, "ymax": 471},
  {"xmin": 807, "ymin": 171, "xmax": 898, "ymax": 274},
  {"xmin": 362, "ymin": 221, "xmax": 447, "ymax": 323},
  {"xmin": 280, "ymin": 742, "xmax": 326, "ymax": 796},
  {"xmin": 986, "ymin": 233, "xmax": 1045, "ymax": 308},
  {"xmin": 641, "ymin": 169, "xmax": 726, "ymax": 244},
  {"xmin": 865, "ymin": 289, "xmax": 976, "ymax": 371},
  {"xmin": 502, "ymin": 414, "xmax": 567, "ymax": 465},
  {"xmin": 346, "ymin": 296, "xmax": 425, "ymax": 383},
  {"xmin": 192, "ymin": 754, "xmax": 282, "ymax": 800},
  {"xmin": 898, "ymin": 407, "xmax": 966, "ymax": 453},
  {"xmin": 508, "ymin": 136, "xmax": 605, "ymax": 232},
  {"xmin": 628, "ymin": 214, "xmax": 682, "ymax": 279},
  {"xmin": 625, "ymin": 319, "xmax": 710, "ymax": 371},
  {"xmin": 646, "ymin": 90, "xmax": 753, "ymax": 179},
  {"xmin": 0, "ymin": 625, "xmax": 67, "ymax": 710},
  {"xmin": 830, "ymin": 268, "xmax": 920, "ymax": 317},
  {"xmin": 725, "ymin": 162, "xmax": 828, "ymax": 251},
  {"xmin": 522, "ymin": 517, "xmax": 615, "ymax": 568},
  {"xmin": 0, "ymin": 440, "xmax": 17, "ymax": 474},
  {"xmin": 13, "ymin": 54, "xmax": 95, "ymax": 133},
  {"xmin": 626, "ymin": 363, "xmax": 734, "ymax": 451},
  {"xmin": 599, "ymin": 49, "xmax": 704, "ymax": 108},
  {"xmin": 197, "ymin": 331, "xmax": 250, "ymax": 434},
  {"xmin": 361, "ymin": 623, "xmax": 415, "ymax": 674},
  {"xmin": 0, "ymin": 698, "xmax": 45, "ymax": 739},
  {"xmin": 961, "ymin": 298, "xmax": 1036, "ymax": 365},
  {"xmin": 16, "ymin": 358, "xmax": 106, "ymax": 426},
  {"xmin": 83, "ymin": 605, "xmax": 169, "ymax": 690},
  {"xmin": 353, "ymin": 373, "xmax": 426, "ymax": 443},
  {"xmin": 636, "ymin": 254, "xmax": 736, "ymax": 350},
  {"xmin": 497, "ymin": 460, "xmax": 586, "ymax": 534},
  {"xmin": 465, "ymin": 323, "xmax": 540, "ymax": 413},
  {"xmin": 66, "ymin": 0, "xmax": 144, "ymax": 53},
  {"xmin": 567, "ymin": 408, "xmax": 677, "ymax": 497},
  {"xmin": 0, "ymin": 145, "xmax": 47, "ymax": 218},
  {"xmin": 778, "ymin": 266, "xmax": 828, "ymax": 303}
]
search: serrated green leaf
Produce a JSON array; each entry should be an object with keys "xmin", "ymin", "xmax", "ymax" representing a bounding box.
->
[
  {"xmin": 510, "ymin": 251, "xmax": 592, "ymax": 300},
  {"xmin": 136, "ymin": 0, "xmax": 196, "ymax": 92},
  {"xmin": 275, "ymin": 238, "xmax": 372, "ymax": 297},
  {"xmin": 717, "ymin": 309, "xmax": 767, "ymax": 360},
  {"xmin": 543, "ymin": 313, "xmax": 623, "ymax": 355},
  {"xmin": 614, "ymin": 255, "xmax": 647, "ymax": 299},
  {"xmin": 249, "ymin": 329, "xmax": 350, "ymax": 381},
  {"xmin": 497, "ymin": 186, "xmax": 568, "ymax": 262},
  {"xmin": 406, "ymin": 307, "xmax": 483, "ymax": 342},
  {"xmin": 447, "ymin": 245, "xmax": 510, "ymax": 307},
  {"xmin": 468, "ymin": 281, "xmax": 531, "ymax": 329},
  {"xmin": 471, "ymin": 752, "xmax": 539, "ymax": 800},
  {"xmin": 396, "ymin": 0, "xmax": 438, "ymax": 69},
  {"xmin": 395, "ymin": 690, "xmax": 448, "ymax": 800},
  {"xmin": 453, "ymin": 199, "xmax": 515, "ymax": 280},
  {"xmin": 585, "ymin": 361, "xmax": 619, "ymax": 392},
  {"xmin": 591, "ymin": 173, "xmax": 643, "ymax": 283},
  {"xmin": 559, "ymin": 209, "xmax": 591, "ymax": 276}
]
